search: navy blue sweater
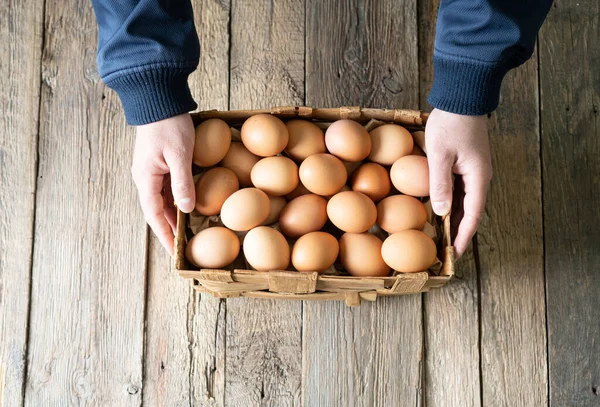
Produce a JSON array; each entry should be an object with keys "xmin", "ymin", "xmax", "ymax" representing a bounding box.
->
[{"xmin": 91, "ymin": 0, "xmax": 552, "ymax": 125}]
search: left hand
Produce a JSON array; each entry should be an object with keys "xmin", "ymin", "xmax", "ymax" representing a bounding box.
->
[{"xmin": 425, "ymin": 108, "xmax": 493, "ymax": 258}]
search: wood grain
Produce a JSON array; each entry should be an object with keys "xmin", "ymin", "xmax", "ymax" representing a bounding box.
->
[
  {"xmin": 226, "ymin": 1, "xmax": 304, "ymax": 405},
  {"xmin": 144, "ymin": 236, "xmax": 227, "ymax": 406},
  {"xmin": 418, "ymin": 1, "xmax": 482, "ymax": 405},
  {"xmin": 142, "ymin": 1, "xmax": 230, "ymax": 405},
  {"xmin": 0, "ymin": 0, "xmax": 44, "ymax": 405},
  {"xmin": 3, "ymin": 0, "xmax": 589, "ymax": 404},
  {"xmin": 540, "ymin": 1, "xmax": 600, "ymax": 405},
  {"xmin": 303, "ymin": 1, "xmax": 423, "ymax": 405},
  {"xmin": 478, "ymin": 39, "xmax": 548, "ymax": 407},
  {"xmin": 23, "ymin": 1, "xmax": 147, "ymax": 404},
  {"xmin": 423, "ymin": 253, "xmax": 481, "ymax": 407}
]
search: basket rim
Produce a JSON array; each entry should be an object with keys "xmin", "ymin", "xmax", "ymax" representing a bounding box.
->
[
  {"xmin": 174, "ymin": 105, "xmax": 454, "ymax": 304},
  {"xmin": 190, "ymin": 105, "xmax": 429, "ymax": 128}
]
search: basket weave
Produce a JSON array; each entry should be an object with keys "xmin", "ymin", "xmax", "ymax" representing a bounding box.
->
[{"xmin": 175, "ymin": 106, "xmax": 455, "ymax": 307}]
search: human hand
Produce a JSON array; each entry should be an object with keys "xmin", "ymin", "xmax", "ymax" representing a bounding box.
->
[
  {"xmin": 131, "ymin": 114, "xmax": 196, "ymax": 256},
  {"xmin": 425, "ymin": 108, "xmax": 493, "ymax": 259}
]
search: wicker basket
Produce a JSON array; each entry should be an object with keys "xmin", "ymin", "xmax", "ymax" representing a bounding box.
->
[{"xmin": 174, "ymin": 106, "xmax": 455, "ymax": 307}]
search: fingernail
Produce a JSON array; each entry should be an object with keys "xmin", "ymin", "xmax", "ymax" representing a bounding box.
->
[
  {"xmin": 178, "ymin": 198, "xmax": 193, "ymax": 212},
  {"xmin": 432, "ymin": 201, "xmax": 450, "ymax": 216}
]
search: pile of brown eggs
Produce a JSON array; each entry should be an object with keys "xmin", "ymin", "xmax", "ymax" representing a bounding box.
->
[{"xmin": 185, "ymin": 114, "xmax": 438, "ymax": 277}]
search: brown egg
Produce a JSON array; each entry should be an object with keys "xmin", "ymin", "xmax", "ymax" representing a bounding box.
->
[
  {"xmin": 339, "ymin": 233, "xmax": 390, "ymax": 277},
  {"xmin": 285, "ymin": 120, "xmax": 326, "ymax": 162},
  {"xmin": 390, "ymin": 155, "xmax": 430, "ymax": 197},
  {"xmin": 251, "ymin": 156, "xmax": 299, "ymax": 196},
  {"xmin": 292, "ymin": 232, "xmax": 339, "ymax": 272},
  {"xmin": 185, "ymin": 227, "xmax": 240, "ymax": 268},
  {"xmin": 381, "ymin": 230, "xmax": 437, "ymax": 272},
  {"xmin": 262, "ymin": 196, "xmax": 287, "ymax": 225},
  {"xmin": 241, "ymin": 114, "xmax": 289, "ymax": 157},
  {"xmin": 368, "ymin": 124, "xmax": 414, "ymax": 165},
  {"xmin": 325, "ymin": 119, "xmax": 372, "ymax": 161},
  {"xmin": 327, "ymin": 191, "xmax": 377, "ymax": 233},
  {"xmin": 286, "ymin": 181, "xmax": 312, "ymax": 200},
  {"xmin": 220, "ymin": 141, "xmax": 261, "ymax": 186},
  {"xmin": 299, "ymin": 153, "xmax": 347, "ymax": 196},
  {"xmin": 351, "ymin": 163, "xmax": 391, "ymax": 202},
  {"xmin": 193, "ymin": 119, "xmax": 232, "ymax": 167},
  {"xmin": 220, "ymin": 188, "xmax": 270, "ymax": 231},
  {"xmin": 279, "ymin": 194, "xmax": 328, "ymax": 238},
  {"xmin": 377, "ymin": 195, "xmax": 428, "ymax": 233},
  {"xmin": 195, "ymin": 167, "xmax": 239, "ymax": 215},
  {"xmin": 243, "ymin": 226, "xmax": 290, "ymax": 271}
]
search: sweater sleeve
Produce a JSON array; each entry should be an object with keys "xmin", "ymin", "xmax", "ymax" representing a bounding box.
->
[
  {"xmin": 428, "ymin": 0, "xmax": 553, "ymax": 115},
  {"xmin": 91, "ymin": 0, "xmax": 200, "ymax": 125}
]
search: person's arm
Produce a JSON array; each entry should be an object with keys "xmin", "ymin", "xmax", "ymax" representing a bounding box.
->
[
  {"xmin": 92, "ymin": 0, "xmax": 200, "ymax": 125},
  {"xmin": 426, "ymin": 0, "xmax": 552, "ymax": 257},
  {"xmin": 92, "ymin": 1, "xmax": 200, "ymax": 255},
  {"xmin": 429, "ymin": 0, "xmax": 553, "ymax": 114}
]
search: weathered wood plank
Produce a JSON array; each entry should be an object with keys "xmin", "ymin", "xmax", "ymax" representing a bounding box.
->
[
  {"xmin": 144, "ymin": 236, "xmax": 227, "ymax": 406},
  {"xmin": 540, "ymin": 1, "xmax": 600, "ymax": 405},
  {"xmin": 226, "ymin": 1, "xmax": 304, "ymax": 405},
  {"xmin": 230, "ymin": 0, "xmax": 304, "ymax": 111},
  {"xmin": 0, "ymin": 0, "xmax": 44, "ymax": 405},
  {"xmin": 303, "ymin": 1, "xmax": 423, "ymax": 405},
  {"xmin": 143, "ymin": 1, "xmax": 230, "ymax": 405},
  {"xmin": 24, "ymin": 1, "xmax": 147, "ymax": 404},
  {"xmin": 478, "ymin": 38, "xmax": 548, "ymax": 407},
  {"xmin": 418, "ymin": 1, "xmax": 482, "ymax": 405},
  {"xmin": 423, "ymin": 253, "xmax": 481, "ymax": 407}
]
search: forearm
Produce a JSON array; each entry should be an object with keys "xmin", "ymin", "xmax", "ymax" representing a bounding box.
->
[
  {"xmin": 91, "ymin": 0, "xmax": 200, "ymax": 125},
  {"xmin": 429, "ymin": 0, "xmax": 553, "ymax": 115}
]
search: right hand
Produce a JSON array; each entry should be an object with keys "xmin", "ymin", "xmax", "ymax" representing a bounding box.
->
[{"xmin": 131, "ymin": 114, "xmax": 196, "ymax": 256}]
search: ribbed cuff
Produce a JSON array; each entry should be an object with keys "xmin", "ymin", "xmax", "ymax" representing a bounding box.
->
[
  {"xmin": 428, "ymin": 53, "xmax": 510, "ymax": 116},
  {"xmin": 105, "ymin": 65, "xmax": 198, "ymax": 126}
]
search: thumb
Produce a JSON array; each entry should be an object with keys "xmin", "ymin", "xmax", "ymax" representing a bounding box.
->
[
  {"xmin": 166, "ymin": 152, "xmax": 195, "ymax": 213},
  {"xmin": 428, "ymin": 152, "xmax": 454, "ymax": 216}
]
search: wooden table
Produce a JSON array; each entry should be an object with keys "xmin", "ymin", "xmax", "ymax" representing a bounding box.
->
[{"xmin": 1, "ymin": 0, "xmax": 598, "ymax": 405}]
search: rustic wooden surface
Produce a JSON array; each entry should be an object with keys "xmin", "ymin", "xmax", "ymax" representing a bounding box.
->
[
  {"xmin": 479, "ymin": 39, "xmax": 548, "ymax": 407},
  {"xmin": 418, "ymin": 2, "xmax": 482, "ymax": 406},
  {"xmin": 226, "ymin": 1, "xmax": 304, "ymax": 406},
  {"xmin": 23, "ymin": 0, "xmax": 147, "ymax": 405},
  {"xmin": 1, "ymin": 0, "xmax": 598, "ymax": 405},
  {"xmin": 540, "ymin": 1, "xmax": 600, "ymax": 406},
  {"xmin": 303, "ymin": 1, "xmax": 423, "ymax": 406},
  {"xmin": 0, "ymin": 0, "xmax": 44, "ymax": 405},
  {"xmin": 142, "ymin": 1, "xmax": 230, "ymax": 406}
]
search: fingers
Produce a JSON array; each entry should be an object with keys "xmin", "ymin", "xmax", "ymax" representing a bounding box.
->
[
  {"xmin": 165, "ymin": 204, "xmax": 177, "ymax": 234},
  {"xmin": 165, "ymin": 148, "xmax": 195, "ymax": 213},
  {"xmin": 453, "ymin": 170, "xmax": 491, "ymax": 258},
  {"xmin": 133, "ymin": 171, "xmax": 175, "ymax": 256},
  {"xmin": 132, "ymin": 114, "xmax": 196, "ymax": 256},
  {"xmin": 163, "ymin": 177, "xmax": 177, "ymax": 234},
  {"xmin": 450, "ymin": 175, "xmax": 465, "ymax": 242},
  {"xmin": 428, "ymin": 151, "xmax": 454, "ymax": 216}
]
